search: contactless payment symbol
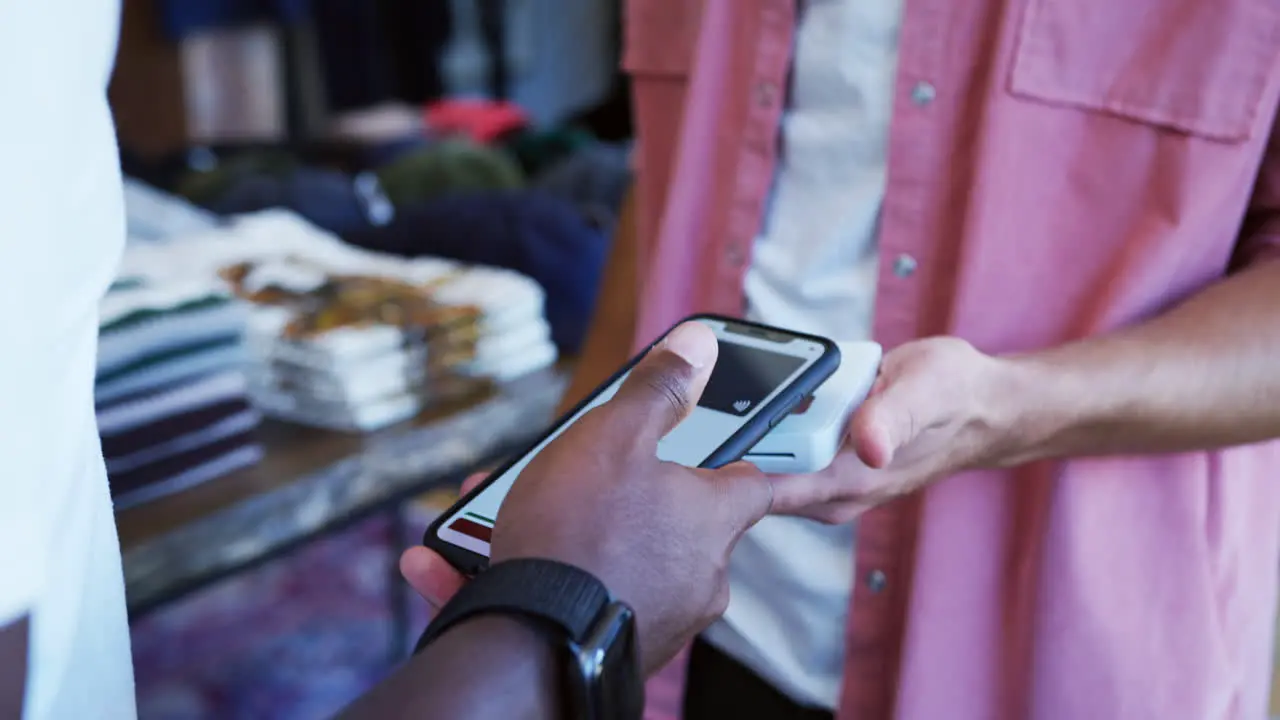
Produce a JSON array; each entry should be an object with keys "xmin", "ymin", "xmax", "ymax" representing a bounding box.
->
[{"xmin": 732, "ymin": 399, "xmax": 751, "ymax": 413}]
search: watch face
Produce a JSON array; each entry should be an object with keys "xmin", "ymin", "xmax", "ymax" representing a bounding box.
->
[
  {"xmin": 572, "ymin": 603, "xmax": 644, "ymax": 719},
  {"xmin": 599, "ymin": 611, "xmax": 643, "ymax": 716}
]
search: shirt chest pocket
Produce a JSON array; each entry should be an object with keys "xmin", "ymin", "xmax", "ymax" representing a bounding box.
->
[{"xmin": 1009, "ymin": 0, "xmax": 1280, "ymax": 142}]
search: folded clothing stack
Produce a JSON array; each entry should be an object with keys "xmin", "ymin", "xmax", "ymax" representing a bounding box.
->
[
  {"xmin": 236, "ymin": 261, "xmax": 557, "ymax": 432},
  {"xmin": 97, "ymin": 277, "xmax": 263, "ymax": 508},
  {"xmin": 114, "ymin": 209, "xmax": 559, "ymax": 432}
]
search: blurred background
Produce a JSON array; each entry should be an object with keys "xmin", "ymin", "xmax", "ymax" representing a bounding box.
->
[{"xmin": 107, "ymin": 1, "xmax": 628, "ymax": 717}]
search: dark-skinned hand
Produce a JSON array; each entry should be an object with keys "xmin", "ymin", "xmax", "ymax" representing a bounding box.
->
[{"xmin": 401, "ymin": 321, "xmax": 774, "ymax": 672}]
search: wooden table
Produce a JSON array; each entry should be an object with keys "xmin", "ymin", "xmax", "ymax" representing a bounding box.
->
[{"xmin": 116, "ymin": 370, "xmax": 567, "ymax": 632}]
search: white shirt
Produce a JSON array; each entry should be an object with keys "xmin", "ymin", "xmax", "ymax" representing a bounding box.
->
[
  {"xmin": 702, "ymin": 0, "xmax": 903, "ymax": 709},
  {"xmin": 0, "ymin": 2, "xmax": 137, "ymax": 718}
]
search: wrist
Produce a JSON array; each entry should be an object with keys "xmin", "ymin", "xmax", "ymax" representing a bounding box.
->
[
  {"xmin": 343, "ymin": 615, "xmax": 559, "ymax": 720},
  {"xmin": 416, "ymin": 558, "xmax": 643, "ymax": 718},
  {"xmin": 420, "ymin": 613, "xmax": 561, "ymax": 691},
  {"xmin": 430, "ymin": 617, "xmax": 561, "ymax": 719},
  {"xmin": 991, "ymin": 348, "xmax": 1100, "ymax": 466}
]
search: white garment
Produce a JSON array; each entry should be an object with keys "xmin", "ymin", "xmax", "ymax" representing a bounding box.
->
[
  {"xmin": 0, "ymin": 2, "xmax": 137, "ymax": 718},
  {"xmin": 703, "ymin": 0, "xmax": 903, "ymax": 709}
]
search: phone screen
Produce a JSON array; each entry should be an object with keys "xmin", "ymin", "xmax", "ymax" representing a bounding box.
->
[{"xmin": 433, "ymin": 318, "xmax": 831, "ymax": 558}]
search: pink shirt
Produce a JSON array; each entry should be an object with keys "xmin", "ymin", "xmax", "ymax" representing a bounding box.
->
[{"xmin": 623, "ymin": 1, "xmax": 1280, "ymax": 718}]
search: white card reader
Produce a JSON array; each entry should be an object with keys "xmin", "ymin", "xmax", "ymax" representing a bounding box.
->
[{"xmin": 743, "ymin": 340, "xmax": 882, "ymax": 474}]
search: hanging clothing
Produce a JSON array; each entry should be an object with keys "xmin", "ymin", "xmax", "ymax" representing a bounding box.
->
[{"xmin": 311, "ymin": 0, "xmax": 455, "ymax": 112}]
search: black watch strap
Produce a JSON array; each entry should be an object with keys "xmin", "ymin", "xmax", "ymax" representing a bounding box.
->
[{"xmin": 413, "ymin": 558, "xmax": 612, "ymax": 655}]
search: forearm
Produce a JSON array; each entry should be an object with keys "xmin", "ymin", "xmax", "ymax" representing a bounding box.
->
[
  {"xmin": 336, "ymin": 617, "xmax": 560, "ymax": 720},
  {"xmin": 1002, "ymin": 258, "xmax": 1280, "ymax": 462}
]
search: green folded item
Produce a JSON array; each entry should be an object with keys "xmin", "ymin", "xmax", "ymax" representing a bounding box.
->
[{"xmin": 374, "ymin": 139, "xmax": 525, "ymax": 206}]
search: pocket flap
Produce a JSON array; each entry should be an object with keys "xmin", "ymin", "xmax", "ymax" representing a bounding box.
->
[{"xmin": 1010, "ymin": 0, "xmax": 1280, "ymax": 142}]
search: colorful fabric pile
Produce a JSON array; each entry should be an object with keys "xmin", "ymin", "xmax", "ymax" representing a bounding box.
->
[
  {"xmin": 236, "ymin": 260, "xmax": 554, "ymax": 432},
  {"xmin": 120, "ymin": 209, "xmax": 557, "ymax": 433}
]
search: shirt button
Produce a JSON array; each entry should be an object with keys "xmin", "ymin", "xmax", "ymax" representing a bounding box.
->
[
  {"xmin": 754, "ymin": 81, "xmax": 778, "ymax": 108},
  {"xmin": 910, "ymin": 81, "xmax": 936, "ymax": 106},
  {"xmin": 893, "ymin": 253, "xmax": 918, "ymax": 278},
  {"xmin": 867, "ymin": 569, "xmax": 888, "ymax": 594},
  {"xmin": 726, "ymin": 245, "xmax": 747, "ymax": 268}
]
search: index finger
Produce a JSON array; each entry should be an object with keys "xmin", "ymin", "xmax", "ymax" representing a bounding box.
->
[
  {"xmin": 699, "ymin": 460, "xmax": 774, "ymax": 538},
  {"xmin": 461, "ymin": 472, "xmax": 487, "ymax": 495},
  {"xmin": 765, "ymin": 455, "xmax": 848, "ymax": 516},
  {"xmin": 399, "ymin": 546, "xmax": 465, "ymax": 611}
]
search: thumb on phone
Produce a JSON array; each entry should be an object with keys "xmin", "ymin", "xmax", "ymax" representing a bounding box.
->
[{"xmin": 612, "ymin": 321, "xmax": 719, "ymax": 442}]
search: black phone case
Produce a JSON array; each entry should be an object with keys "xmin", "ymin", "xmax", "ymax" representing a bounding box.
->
[{"xmin": 422, "ymin": 313, "xmax": 842, "ymax": 576}]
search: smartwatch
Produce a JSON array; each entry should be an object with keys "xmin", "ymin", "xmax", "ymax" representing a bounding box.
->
[{"xmin": 413, "ymin": 558, "xmax": 644, "ymax": 720}]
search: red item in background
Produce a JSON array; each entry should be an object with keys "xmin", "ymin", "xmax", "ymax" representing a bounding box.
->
[{"xmin": 425, "ymin": 100, "xmax": 529, "ymax": 144}]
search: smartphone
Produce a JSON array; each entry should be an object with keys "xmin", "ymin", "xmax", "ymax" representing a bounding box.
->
[{"xmin": 423, "ymin": 314, "xmax": 841, "ymax": 575}]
